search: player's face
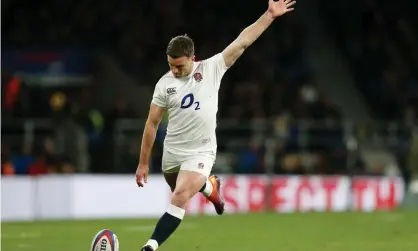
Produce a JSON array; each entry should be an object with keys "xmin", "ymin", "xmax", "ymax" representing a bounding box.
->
[{"xmin": 167, "ymin": 56, "xmax": 194, "ymax": 78}]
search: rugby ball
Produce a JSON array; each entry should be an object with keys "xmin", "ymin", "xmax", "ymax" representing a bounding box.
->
[{"xmin": 91, "ymin": 229, "xmax": 119, "ymax": 251}]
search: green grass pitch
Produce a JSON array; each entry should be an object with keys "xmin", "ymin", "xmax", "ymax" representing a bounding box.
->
[{"xmin": 2, "ymin": 211, "xmax": 418, "ymax": 251}]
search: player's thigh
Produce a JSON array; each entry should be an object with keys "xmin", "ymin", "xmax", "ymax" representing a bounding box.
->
[
  {"xmin": 173, "ymin": 155, "xmax": 215, "ymax": 197},
  {"xmin": 164, "ymin": 172, "xmax": 178, "ymax": 192},
  {"xmin": 174, "ymin": 170, "xmax": 206, "ymax": 198},
  {"xmin": 162, "ymin": 151, "xmax": 184, "ymax": 191},
  {"xmin": 162, "ymin": 151, "xmax": 181, "ymax": 173}
]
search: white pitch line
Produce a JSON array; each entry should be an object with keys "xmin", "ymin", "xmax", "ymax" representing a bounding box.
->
[
  {"xmin": 2, "ymin": 232, "xmax": 41, "ymax": 239},
  {"xmin": 17, "ymin": 244, "xmax": 32, "ymax": 249}
]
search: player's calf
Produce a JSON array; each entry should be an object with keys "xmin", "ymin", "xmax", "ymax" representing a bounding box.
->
[
  {"xmin": 142, "ymin": 203, "xmax": 185, "ymax": 251},
  {"xmin": 142, "ymin": 171, "xmax": 205, "ymax": 251},
  {"xmin": 141, "ymin": 190, "xmax": 190, "ymax": 251}
]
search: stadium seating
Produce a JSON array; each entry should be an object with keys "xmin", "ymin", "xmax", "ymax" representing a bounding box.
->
[
  {"xmin": 318, "ymin": 0, "xmax": 418, "ymax": 120},
  {"xmin": 4, "ymin": 0, "xmax": 415, "ymax": 176}
]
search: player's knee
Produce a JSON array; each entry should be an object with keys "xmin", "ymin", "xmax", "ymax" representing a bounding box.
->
[{"xmin": 171, "ymin": 187, "xmax": 193, "ymax": 208}]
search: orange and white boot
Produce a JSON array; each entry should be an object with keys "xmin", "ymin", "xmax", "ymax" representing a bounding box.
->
[{"xmin": 205, "ymin": 175, "xmax": 225, "ymax": 215}]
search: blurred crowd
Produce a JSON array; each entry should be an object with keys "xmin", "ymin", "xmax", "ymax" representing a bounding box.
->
[
  {"xmin": 1, "ymin": 138, "xmax": 76, "ymax": 175},
  {"xmin": 2, "ymin": 0, "xmax": 415, "ymax": 176},
  {"xmin": 318, "ymin": 0, "xmax": 418, "ymax": 184},
  {"xmin": 3, "ymin": 0, "xmax": 340, "ymax": 121},
  {"xmin": 319, "ymin": 0, "xmax": 418, "ymax": 121}
]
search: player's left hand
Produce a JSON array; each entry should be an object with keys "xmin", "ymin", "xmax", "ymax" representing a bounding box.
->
[{"xmin": 267, "ymin": 0, "xmax": 296, "ymax": 18}]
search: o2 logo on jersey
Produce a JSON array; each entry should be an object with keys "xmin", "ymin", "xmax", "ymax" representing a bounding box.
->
[{"xmin": 180, "ymin": 93, "xmax": 200, "ymax": 110}]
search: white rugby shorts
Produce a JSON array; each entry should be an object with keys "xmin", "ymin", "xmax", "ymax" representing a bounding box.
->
[{"xmin": 162, "ymin": 151, "xmax": 215, "ymax": 178}]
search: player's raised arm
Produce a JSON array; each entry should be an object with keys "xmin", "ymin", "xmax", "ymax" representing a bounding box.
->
[
  {"xmin": 222, "ymin": 0, "xmax": 296, "ymax": 68},
  {"xmin": 136, "ymin": 103, "xmax": 165, "ymax": 187}
]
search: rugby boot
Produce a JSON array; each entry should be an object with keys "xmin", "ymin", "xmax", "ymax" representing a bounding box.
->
[
  {"xmin": 206, "ymin": 175, "xmax": 225, "ymax": 215},
  {"xmin": 141, "ymin": 245, "xmax": 154, "ymax": 251}
]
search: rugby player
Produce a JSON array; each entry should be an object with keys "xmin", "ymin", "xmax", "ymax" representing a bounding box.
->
[{"xmin": 136, "ymin": 1, "xmax": 296, "ymax": 250}]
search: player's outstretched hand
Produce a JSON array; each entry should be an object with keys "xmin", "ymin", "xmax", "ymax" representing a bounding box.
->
[
  {"xmin": 267, "ymin": 0, "xmax": 296, "ymax": 18},
  {"xmin": 136, "ymin": 164, "xmax": 149, "ymax": 187}
]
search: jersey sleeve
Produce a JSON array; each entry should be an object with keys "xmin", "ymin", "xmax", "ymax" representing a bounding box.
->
[
  {"xmin": 151, "ymin": 79, "xmax": 167, "ymax": 108},
  {"xmin": 204, "ymin": 53, "xmax": 229, "ymax": 90}
]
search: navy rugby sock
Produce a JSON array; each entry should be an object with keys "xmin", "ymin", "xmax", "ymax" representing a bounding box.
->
[
  {"xmin": 145, "ymin": 204, "xmax": 185, "ymax": 250},
  {"xmin": 199, "ymin": 183, "xmax": 206, "ymax": 192}
]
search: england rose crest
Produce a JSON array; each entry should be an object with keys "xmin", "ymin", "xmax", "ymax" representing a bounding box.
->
[{"xmin": 193, "ymin": 72, "xmax": 203, "ymax": 82}]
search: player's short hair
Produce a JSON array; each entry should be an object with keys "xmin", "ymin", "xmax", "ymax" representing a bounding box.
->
[{"xmin": 166, "ymin": 35, "xmax": 195, "ymax": 59}]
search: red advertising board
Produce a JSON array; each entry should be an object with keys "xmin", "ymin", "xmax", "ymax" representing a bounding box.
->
[
  {"xmin": 186, "ymin": 176, "xmax": 404, "ymax": 215},
  {"xmin": 1, "ymin": 175, "xmax": 405, "ymax": 221}
]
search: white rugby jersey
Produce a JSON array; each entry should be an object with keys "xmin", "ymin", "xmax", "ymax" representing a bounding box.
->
[{"xmin": 151, "ymin": 53, "xmax": 229, "ymax": 156}]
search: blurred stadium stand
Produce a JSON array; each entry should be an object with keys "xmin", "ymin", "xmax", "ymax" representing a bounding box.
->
[{"xmin": 1, "ymin": 0, "xmax": 417, "ymax": 194}]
